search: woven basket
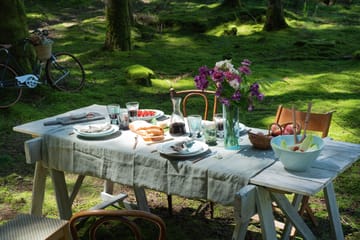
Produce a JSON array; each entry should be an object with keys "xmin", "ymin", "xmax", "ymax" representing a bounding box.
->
[
  {"xmin": 248, "ymin": 122, "xmax": 302, "ymax": 150},
  {"xmin": 248, "ymin": 130, "xmax": 273, "ymax": 150},
  {"xmin": 34, "ymin": 44, "xmax": 52, "ymax": 61}
]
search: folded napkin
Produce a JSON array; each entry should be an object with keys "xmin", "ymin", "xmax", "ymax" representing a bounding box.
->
[
  {"xmin": 75, "ymin": 123, "xmax": 112, "ymax": 133},
  {"xmin": 129, "ymin": 120, "xmax": 164, "ymax": 142}
]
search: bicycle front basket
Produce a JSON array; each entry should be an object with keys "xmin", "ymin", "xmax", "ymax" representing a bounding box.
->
[{"xmin": 34, "ymin": 43, "xmax": 52, "ymax": 61}]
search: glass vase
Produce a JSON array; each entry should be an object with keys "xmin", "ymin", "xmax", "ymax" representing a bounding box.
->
[{"xmin": 223, "ymin": 104, "xmax": 240, "ymax": 150}]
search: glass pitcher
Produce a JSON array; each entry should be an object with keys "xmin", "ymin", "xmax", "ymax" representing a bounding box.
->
[{"xmin": 169, "ymin": 97, "xmax": 186, "ymax": 136}]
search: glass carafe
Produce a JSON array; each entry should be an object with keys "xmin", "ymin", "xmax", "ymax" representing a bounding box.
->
[{"xmin": 169, "ymin": 97, "xmax": 186, "ymax": 136}]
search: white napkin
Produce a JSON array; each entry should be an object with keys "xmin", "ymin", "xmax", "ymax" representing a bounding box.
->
[{"xmin": 76, "ymin": 123, "xmax": 112, "ymax": 133}]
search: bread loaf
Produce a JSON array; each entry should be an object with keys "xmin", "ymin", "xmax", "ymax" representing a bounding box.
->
[{"xmin": 129, "ymin": 120, "xmax": 165, "ymax": 142}]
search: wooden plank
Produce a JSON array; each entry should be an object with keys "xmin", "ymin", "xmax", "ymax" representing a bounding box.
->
[
  {"xmin": 50, "ymin": 169, "xmax": 72, "ymax": 220},
  {"xmin": 250, "ymin": 162, "xmax": 336, "ymax": 195},
  {"xmin": 323, "ymin": 182, "xmax": 344, "ymax": 240},
  {"xmin": 69, "ymin": 175, "xmax": 86, "ymax": 205},
  {"xmin": 134, "ymin": 186, "xmax": 150, "ymax": 212},
  {"xmin": 255, "ymin": 187, "xmax": 277, "ymax": 240},
  {"xmin": 90, "ymin": 192, "xmax": 128, "ymax": 210},
  {"xmin": 281, "ymin": 194, "xmax": 303, "ymax": 240},
  {"xmin": 103, "ymin": 180, "xmax": 114, "ymax": 194},
  {"xmin": 24, "ymin": 138, "xmax": 42, "ymax": 164},
  {"xmin": 232, "ymin": 185, "xmax": 257, "ymax": 240},
  {"xmin": 271, "ymin": 192, "xmax": 316, "ymax": 240},
  {"xmin": 31, "ymin": 162, "xmax": 48, "ymax": 216},
  {"xmin": 234, "ymin": 185, "xmax": 257, "ymax": 220},
  {"xmin": 12, "ymin": 104, "xmax": 105, "ymax": 137}
]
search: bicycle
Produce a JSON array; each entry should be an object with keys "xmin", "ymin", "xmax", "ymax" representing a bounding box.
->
[{"xmin": 0, "ymin": 29, "xmax": 85, "ymax": 108}]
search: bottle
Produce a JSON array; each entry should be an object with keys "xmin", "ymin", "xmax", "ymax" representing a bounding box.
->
[{"xmin": 169, "ymin": 97, "xmax": 186, "ymax": 136}]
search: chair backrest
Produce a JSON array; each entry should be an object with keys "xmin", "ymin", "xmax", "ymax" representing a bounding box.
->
[
  {"xmin": 169, "ymin": 88, "xmax": 218, "ymax": 120},
  {"xmin": 69, "ymin": 209, "xmax": 166, "ymax": 240},
  {"xmin": 274, "ymin": 105, "xmax": 334, "ymax": 138}
]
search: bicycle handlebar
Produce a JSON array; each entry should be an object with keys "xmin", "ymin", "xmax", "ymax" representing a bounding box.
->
[{"xmin": 32, "ymin": 29, "xmax": 49, "ymax": 37}]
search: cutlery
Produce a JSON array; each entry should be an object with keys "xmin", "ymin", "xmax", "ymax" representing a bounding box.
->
[
  {"xmin": 43, "ymin": 112, "xmax": 105, "ymax": 126},
  {"xmin": 191, "ymin": 150, "xmax": 217, "ymax": 164},
  {"xmin": 170, "ymin": 139, "xmax": 195, "ymax": 152},
  {"xmin": 146, "ymin": 138, "xmax": 174, "ymax": 145},
  {"xmin": 133, "ymin": 135, "xmax": 139, "ymax": 150}
]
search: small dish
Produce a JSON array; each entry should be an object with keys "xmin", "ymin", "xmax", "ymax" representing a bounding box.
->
[{"xmin": 136, "ymin": 109, "xmax": 164, "ymax": 121}]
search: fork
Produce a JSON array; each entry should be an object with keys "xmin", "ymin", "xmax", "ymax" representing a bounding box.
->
[{"xmin": 133, "ymin": 135, "xmax": 139, "ymax": 150}]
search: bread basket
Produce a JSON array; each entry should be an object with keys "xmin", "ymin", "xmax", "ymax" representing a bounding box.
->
[{"xmin": 248, "ymin": 122, "xmax": 302, "ymax": 150}]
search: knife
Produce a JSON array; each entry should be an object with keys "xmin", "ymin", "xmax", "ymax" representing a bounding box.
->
[{"xmin": 192, "ymin": 150, "xmax": 217, "ymax": 164}]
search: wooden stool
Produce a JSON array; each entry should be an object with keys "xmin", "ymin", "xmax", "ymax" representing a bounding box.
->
[{"xmin": 0, "ymin": 214, "xmax": 70, "ymax": 240}]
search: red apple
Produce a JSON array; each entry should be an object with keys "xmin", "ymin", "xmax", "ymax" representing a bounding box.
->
[
  {"xmin": 283, "ymin": 124, "xmax": 295, "ymax": 135},
  {"xmin": 271, "ymin": 124, "xmax": 282, "ymax": 136}
]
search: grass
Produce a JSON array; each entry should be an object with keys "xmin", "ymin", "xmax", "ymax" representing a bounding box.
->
[{"xmin": 1, "ymin": 0, "xmax": 360, "ymax": 239}]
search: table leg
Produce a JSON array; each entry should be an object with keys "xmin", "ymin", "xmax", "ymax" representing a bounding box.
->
[
  {"xmin": 281, "ymin": 194, "xmax": 303, "ymax": 240},
  {"xmin": 134, "ymin": 186, "xmax": 150, "ymax": 212},
  {"xmin": 323, "ymin": 182, "xmax": 344, "ymax": 240},
  {"xmin": 232, "ymin": 185, "xmax": 257, "ymax": 240},
  {"xmin": 271, "ymin": 192, "xmax": 316, "ymax": 240},
  {"xmin": 50, "ymin": 169, "xmax": 72, "ymax": 220},
  {"xmin": 255, "ymin": 187, "xmax": 277, "ymax": 240},
  {"xmin": 103, "ymin": 180, "xmax": 114, "ymax": 194},
  {"xmin": 30, "ymin": 161, "xmax": 48, "ymax": 216}
]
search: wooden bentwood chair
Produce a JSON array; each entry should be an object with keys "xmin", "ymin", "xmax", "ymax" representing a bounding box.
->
[
  {"xmin": 169, "ymin": 87, "xmax": 218, "ymax": 120},
  {"xmin": 274, "ymin": 104, "xmax": 334, "ymax": 235},
  {"xmin": 69, "ymin": 209, "xmax": 166, "ymax": 240},
  {"xmin": 168, "ymin": 88, "xmax": 218, "ymax": 217}
]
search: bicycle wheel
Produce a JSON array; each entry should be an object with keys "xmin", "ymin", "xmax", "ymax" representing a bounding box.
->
[
  {"xmin": 46, "ymin": 52, "xmax": 85, "ymax": 91},
  {"xmin": 0, "ymin": 64, "xmax": 22, "ymax": 108}
]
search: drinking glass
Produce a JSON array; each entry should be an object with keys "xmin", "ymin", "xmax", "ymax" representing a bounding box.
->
[
  {"xmin": 126, "ymin": 101, "xmax": 139, "ymax": 122},
  {"xmin": 119, "ymin": 108, "xmax": 129, "ymax": 130},
  {"xmin": 213, "ymin": 113, "xmax": 224, "ymax": 138},
  {"xmin": 202, "ymin": 121, "xmax": 217, "ymax": 146},
  {"xmin": 106, "ymin": 104, "xmax": 121, "ymax": 125},
  {"xmin": 187, "ymin": 115, "xmax": 202, "ymax": 138}
]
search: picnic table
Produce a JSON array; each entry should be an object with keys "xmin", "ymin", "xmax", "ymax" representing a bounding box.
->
[{"xmin": 13, "ymin": 104, "xmax": 360, "ymax": 239}]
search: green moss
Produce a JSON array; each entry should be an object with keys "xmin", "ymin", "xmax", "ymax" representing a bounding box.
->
[{"xmin": 125, "ymin": 64, "xmax": 155, "ymax": 86}]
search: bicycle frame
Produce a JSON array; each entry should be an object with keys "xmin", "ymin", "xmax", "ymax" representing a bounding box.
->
[
  {"xmin": 0, "ymin": 46, "xmax": 49, "ymax": 89},
  {"xmin": 1, "ymin": 29, "xmax": 85, "ymax": 108}
]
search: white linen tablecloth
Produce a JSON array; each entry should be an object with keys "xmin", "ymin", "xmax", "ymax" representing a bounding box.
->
[{"xmin": 41, "ymin": 118, "xmax": 275, "ymax": 206}]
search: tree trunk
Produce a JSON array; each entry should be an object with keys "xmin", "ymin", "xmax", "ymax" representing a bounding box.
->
[
  {"xmin": 263, "ymin": 0, "xmax": 288, "ymax": 31},
  {"xmin": 104, "ymin": 0, "xmax": 131, "ymax": 51},
  {"xmin": 222, "ymin": 0, "xmax": 242, "ymax": 8},
  {"xmin": 0, "ymin": 0, "xmax": 33, "ymax": 71}
]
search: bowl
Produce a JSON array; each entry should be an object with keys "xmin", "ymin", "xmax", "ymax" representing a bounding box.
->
[{"xmin": 270, "ymin": 135, "xmax": 324, "ymax": 172}]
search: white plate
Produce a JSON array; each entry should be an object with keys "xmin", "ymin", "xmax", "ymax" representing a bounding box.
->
[
  {"xmin": 73, "ymin": 123, "xmax": 117, "ymax": 138},
  {"xmin": 157, "ymin": 140, "xmax": 209, "ymax": 158},
  {"xmin": 136, "ymin": 109, "xmax": 164, "ymax": 121}
]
